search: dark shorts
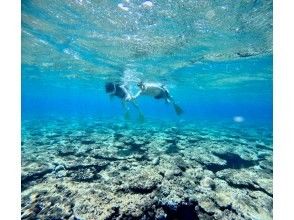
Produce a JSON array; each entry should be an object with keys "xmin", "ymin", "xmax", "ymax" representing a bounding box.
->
[
  {"xmin": 114, "ymin": 84, "xmax": 127, "ymax": 99},
  {"xmin": 154, "ymin": 89, "xmax": 169, "ymax": 99}
]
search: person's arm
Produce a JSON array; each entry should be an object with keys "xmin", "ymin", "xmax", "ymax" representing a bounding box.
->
[
  {"xmin": 120, "ymin": 85, "xmax": 132, "ymax": 100},
  {"xmin": 132, "ymin": 90, "xmax": 142, "ymax": 99}
]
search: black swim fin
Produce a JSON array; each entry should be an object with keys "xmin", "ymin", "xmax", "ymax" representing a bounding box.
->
[
  {"xmin": 124, "ymin": 111, "xmax": 130, "ymax": 120},
  {"xmin": 173, "ymin": 103, "xmax": 183, "ymax": 115},
  {"xmin": 137, "ymin": 113, "xmax": 145, "ymax": 123}
]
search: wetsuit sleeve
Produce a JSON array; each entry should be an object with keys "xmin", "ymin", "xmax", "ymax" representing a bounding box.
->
[
  {"xmin": 133, "ymin": 90, "xmax": 142, "ymax": 99},
  {"xmin": 120, "ymin": 85, "xmax": 132, "ymax": 100}
]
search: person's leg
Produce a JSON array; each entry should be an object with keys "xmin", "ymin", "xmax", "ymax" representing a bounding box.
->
[
  {"xmin": 172, "ymin": 102, "xmax": 183, "ymax": 115},
  {"xmin": 121, "ymin": 101, "xmax": 130, "ymax": 119},
  {"xmin": 130, "ymin": 100, "xmax": 144, "ymax": 122},
  {"xmin": 165, "ymin": 93, "xmax": 183, "ymax": 115}
]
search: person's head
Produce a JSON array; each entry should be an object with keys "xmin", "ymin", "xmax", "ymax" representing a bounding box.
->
[
  {"xmin": 105, "ymin": 82, "xmax": 115, "ymax": 93},
  {"xmin": 137, "ymin": 81, "xmax": 145, "ymax": 90}
]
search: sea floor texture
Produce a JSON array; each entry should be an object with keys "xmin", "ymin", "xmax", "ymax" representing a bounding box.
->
[{"xmin": 21, "ymin": 118, "xmax": 272, "ymax": 220}]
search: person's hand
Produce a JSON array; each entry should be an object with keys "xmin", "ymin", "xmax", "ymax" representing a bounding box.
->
[{"xmin": 125, "ymin": 95, "xmax": 132, "ymax": 101}]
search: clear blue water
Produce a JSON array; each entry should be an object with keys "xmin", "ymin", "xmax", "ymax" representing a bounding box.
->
[
  {"xmin": 21, "ymin": 1, "xmax": 273, "ymax": 219},
  {"xmin": 22, "ymin": 55, "xmax": 272, "ymax": 124},
  {"xmin": 22, "ymin": 0, "xmax": 272, "ymax": 125}
]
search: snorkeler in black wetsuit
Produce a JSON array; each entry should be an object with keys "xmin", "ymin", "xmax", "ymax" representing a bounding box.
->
[
  {"xmin": 105, "ymin": 82, "xmax": 131, "ymax": 100},
  {"xmin": 105, "ymin": 82, "xmax": 143, "ymax": 120}
]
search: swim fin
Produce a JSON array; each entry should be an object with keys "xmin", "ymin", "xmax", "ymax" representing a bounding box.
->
[
  {"xmin": 124, "ymin": 111, "xmax": 130, "ymax": 120},
  {"xmin": 137, "ymin": 113, "xmax": 145, "ymax": 123},
  {"xmin": 173, "ymin": 103, "xmax": 183, "ymax": 115}
]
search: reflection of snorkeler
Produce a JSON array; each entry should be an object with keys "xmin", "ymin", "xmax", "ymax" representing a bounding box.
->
[
  {"xmin": 134, "ymin": 82, "xmax": 183, "ymax": 115},
  {"xmin": 105, "ymin": 82, "xmax": 144, "ymax": 120}
]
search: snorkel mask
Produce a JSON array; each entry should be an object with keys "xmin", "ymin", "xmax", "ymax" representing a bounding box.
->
[{"xmin": 137, "ymin": 81, "xmax": 145, "ymax": 89}]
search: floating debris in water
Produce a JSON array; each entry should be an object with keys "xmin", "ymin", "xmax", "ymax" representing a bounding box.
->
[{"xmin": 233, "ymin": 116, "xmax": 245, "ymax": 123}]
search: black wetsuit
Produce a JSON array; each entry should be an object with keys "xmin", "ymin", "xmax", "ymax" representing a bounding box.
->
[
  {"xmin": 113, "ymin": 83, "xmax": 127, "ymax": 99},
  {"xmin": 154, "ymin": 87, "xmax": 170, "ymax": 99}
]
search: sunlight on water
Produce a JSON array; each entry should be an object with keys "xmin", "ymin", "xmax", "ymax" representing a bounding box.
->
[{"xmin": 22, "ymin": 0, "xmax": 272, "ymax": 77}]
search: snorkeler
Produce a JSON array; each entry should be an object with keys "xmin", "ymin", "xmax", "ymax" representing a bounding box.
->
[
  {"xmin": 105, "ymin": 82, "xmax": 143, "ymax": 120},
  {"xmin": 134, "ymin": 82, "xmax": 183, "ymax": 115}
]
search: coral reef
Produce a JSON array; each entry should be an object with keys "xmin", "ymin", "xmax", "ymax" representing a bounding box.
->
[{"xmin": 21, "ymin": 118, "xmax": 273, "ymax": 219}]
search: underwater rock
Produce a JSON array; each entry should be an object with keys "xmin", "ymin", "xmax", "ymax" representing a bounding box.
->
[
  {"xmin": 70, "ymin": 168, "xmax": 96, "ymax": 182},
  {"xmin": 183, "ymin": 168, "xmax": 205, "ymax": 186},
  {"xmin": 54, "ymin": 164, "xmax": 66, "ymax": 172},
  {"xmin": 161, "ymin": 200, "xmax": 199, "ymax": 220},
  {"xmin": 161, "ymin": 200, "xmax": 179, "ymax": 212},
  {"xmin": 212, "ymin": 179, "xmax": 235, "ymax": 208},
  {"xmin": 142, "ymin": 1, "xmax": 154, "ymax": 9},
  {"xmin": 120, "ymin": 196, "xmax": 156, "ymax": 219},
  {"xmin": 213, "ymin": 183, "xmax": 272, "ymax": 219},
  {"xmin": 237, "ymin": 51, "xmax": 256, "ymax": 58},
  {"xmin": 21, "ymin": 185, "xmax": 74, "ymax": 220},
  {"xmin": 113, "ymin": 141, "xmax": 124, "ymax": 148},
  {"xmin": 200, "ymin": 177, "xmax": 216, "ymax": 190},
  {"xmin": 165, "ymin": 144, "xmax": 180, "ymax": 154},
  {"xmin": 197, "ymin": 197, "xmax": 219, "ymax": 216},
  {"xmin": 122, "ymin": 168, "xmax": 162, "ymax": 194},
  {"xmin": 73, "ymin": 201, "xmax": 102, "ymax": 219},
  {"xmin": 117, "ymin": 3, "xmax": 129, "ymax": 12},
  {"xmin": 46, "ymin": 133, "xmax": 62, "ymax": 138},
  {"xmin": 65, "ymin": 162, "xmax": 108, "ymax": 182},
  {"xmin": 113, "ymin": 132, "xmax": 124, "ymax": 140},
  {"xmin": 216, "ymin": 168, "xmax": 273, "ymax": 197},
  {"xmin": 53, "ymin": 164, "xmax": 67, "ymax": 178},
  {"xmin": 151, "ymin": 157, "xmax": 160, "ymax": 165},
  {"xmin": 174, "ymin": 156, "xmax": 189, "ymax": 172},
  {"xmin": 188, "ymin": 147, "xmax": 226, "ymax": 166},
  {"xmin": 39, "ymin": 203, "xmax": 73, "ymax": 220},
  {"xmin": 56, "ymin": 169, "xmax": 67, "ymax": 178},
  {"xmin": 255, "ymin": 142, "xmax": 273, "ymax": 151},
  {"xmin": 21, "ymin": 167, "xmax": 54, "ymax": 191},
  {"xmin": 155, "ymin": 207, "xmax": 167, "ymax": 220},
  {"xmin": 164, "ymin": 168, "xmax": 182, "ymax": 180},
  {"xmin": 80, "ymin": 140, "xmax": 95, "ymax": 145},
  {"xmin": 58, "ymin": 147, "xmax": 76, "ymax": 156},
  {"xmin": 204, "ymin": 152, "xmax": 257, "ymax": 173},
  {"xmin": 259, "ymin": 159, "xmax": 273, "ymax": 172}
]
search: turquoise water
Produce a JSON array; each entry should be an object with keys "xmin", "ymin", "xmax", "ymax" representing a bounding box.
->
[{"xmin": 21, "ymin": 1, "xmax": 272, "ymax": 219}]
